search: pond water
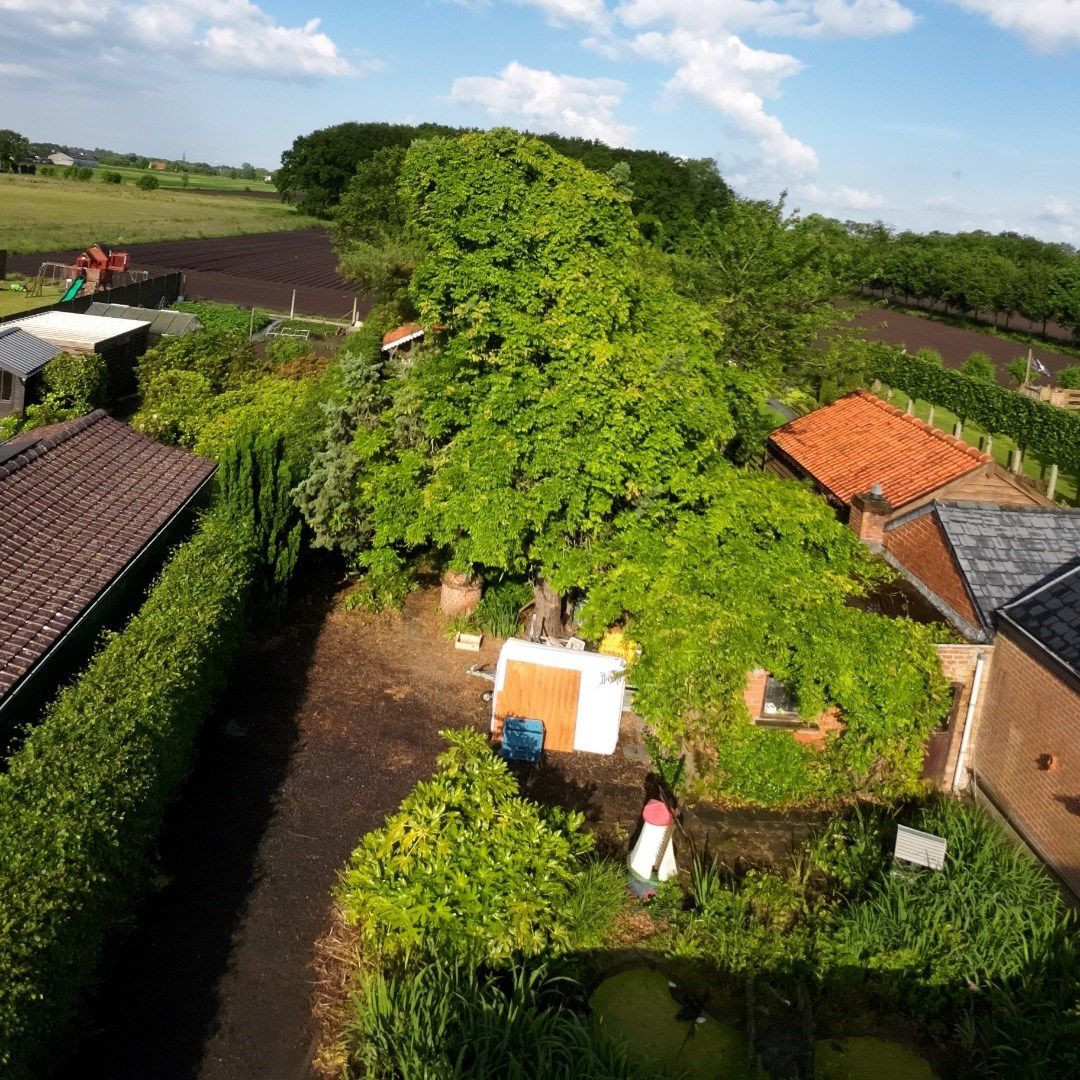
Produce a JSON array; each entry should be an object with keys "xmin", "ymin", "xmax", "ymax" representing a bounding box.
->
[
  {"xmin": 815, "ymin": 1036, "xmax": 936, "ymax": 1080},
  {"xmin": 590, "ymin": 967, "xmax": 753, "ymax": 1080}
]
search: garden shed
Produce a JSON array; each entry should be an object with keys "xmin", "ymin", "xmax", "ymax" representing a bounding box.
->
[
  {"xmin": 0, "ymin": 326, "xmax": 62, "ymax": 417},
  {"xmin": 490, "ymin": 639, "xmax": 626, "ymax": 755},
  {"xmin": 5, "ymin": 311, "xmax": 150, "ymax": 398}
]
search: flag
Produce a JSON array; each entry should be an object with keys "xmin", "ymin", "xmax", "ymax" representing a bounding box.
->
[{"xmin": 1032, "ymin": 356, "xmax": 1051, "ymax": 378}]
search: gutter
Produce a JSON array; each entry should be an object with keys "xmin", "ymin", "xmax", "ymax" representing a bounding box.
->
[
  {"xmin": 951, "ymin": 650, "xmax": 988, "ymax": 793},
  {"xmin": 0, "ymin": 468, "xmax": 216, "ymax": 726}
]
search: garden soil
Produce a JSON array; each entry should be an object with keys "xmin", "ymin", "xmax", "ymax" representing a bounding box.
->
[{"xmin": 59, "ymin": 565, "xmax": 652, "ymax": 1079}]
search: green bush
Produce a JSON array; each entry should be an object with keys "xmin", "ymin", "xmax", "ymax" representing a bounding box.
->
[
  {"xmin": 266, "ymin": 336, "xmax": 311, "ymax": 367},
  {"xmin": 338, "ymin": 729, "xmax": 594, "ymax": 966},
  {"xmin": 561, "ymin": 860, "xmax": 630, "ymax": 951},
  {"xmin": 474, "ymin": 579, "xmax": 532, "ymax": 638},
  {"xmin": 960, "ymin": 351, "xmax": 996, "ymax": 383},
  {"xmin": 1059, "ymin": 365, "xmax": 1080, "ymax": 390},
  {"xmin": 136, "ymin": 173, "xmax": 159, "ymax": 191},
  {"xmin": 176, "ymin": 300, "xmax": 269, "ymax": 336},
  {"xmin": 132, "ymin": 368, "xmax": 215, "ymax": 447},
  {"xmin": 38, "ymin": 165, "xmax": 56, "ymax": 177},
  {"xmin": 136, "ymin": 328, "xmax": 265, "ymax": 398},
  {"xmin": 41, "ymin": 350, "xmax": 107, "ymax": 411},
  {"xmin": 62, "ymin": 165, "xmax": 92, "ymax": 182},
  {"xmin": 346, "ymin": 961, "xmax": 660, "ymax": 1079},
  {"xmin": 100, "ymin": 170, "xmax": 123, "ymax": 185},
  {"xmin": 0, "ymin": 508, "xmax": 256, "ymax": 1077}
]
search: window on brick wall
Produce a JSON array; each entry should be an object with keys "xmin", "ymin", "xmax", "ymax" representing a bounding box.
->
[{"xmin": 754, "ymin": 675, "xmax": 816, "ymax": 731}]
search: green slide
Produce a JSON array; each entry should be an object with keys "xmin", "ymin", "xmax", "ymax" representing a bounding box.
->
[{"xmin": 61, "ymin": 275, "xmax": 85, "ymax": 302}]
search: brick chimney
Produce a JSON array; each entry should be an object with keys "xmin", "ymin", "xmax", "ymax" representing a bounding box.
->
[{"xmin": 849, "ymin": 483, "xmax": 892, "ymax": 549}]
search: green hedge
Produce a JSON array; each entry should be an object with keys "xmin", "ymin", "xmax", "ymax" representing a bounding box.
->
[
  {"xmin": 0, "ymin": 508, "xmax": 256, "ymax": 1077},
  {"xmin": 869, "ymin": 348, "xmax": 1080, "ymax": 469}
]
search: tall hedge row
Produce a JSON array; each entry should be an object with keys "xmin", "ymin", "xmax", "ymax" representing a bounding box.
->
[
  {"xmin": 0, "ymin": 508, "xmax": 256, "ymax": 1077},
  {"xmin": 869, "ymin": 348, "xmax": 1080, "ymax": 469}
]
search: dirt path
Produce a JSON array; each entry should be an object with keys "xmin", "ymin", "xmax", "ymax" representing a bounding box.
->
[{"xmin": 62, "ymin": 566, "xmax": 499, "ymax": 1080}]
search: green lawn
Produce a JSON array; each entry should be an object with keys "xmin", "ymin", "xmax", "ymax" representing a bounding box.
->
[
  {"xmin": 0, "ymin": 174, "xmax": 317, "ymax": 253},
  {"xmin": 882, "ymin": 387, "xmax": 1079, "ymax": 506},
  {"xmin": 93, "ymin": 165, "xmax": 274, "ymax": 192},
  {"xmin": 0, "ymin": 276, "xmax": 65, "ymax": 316}
]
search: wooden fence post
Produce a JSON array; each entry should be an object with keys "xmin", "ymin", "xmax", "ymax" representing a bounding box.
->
[
  {"xmin": 953, "ymin": 420, "xmax": 963, "ymax": 439},
  {"xmin": 1047, "ymin": 463, "xmax": 1059, "ymax": 501},
  {"xmin": 1010, "ymin": 448, "xmax": 1023, "ymax": 475},
  {"xmin": 927, "ymin": 405, "xmax": 935, "ymax": 427},
  {"xmin": 905, "ymin": 399, "xmax": 915, "ymax": 416}
]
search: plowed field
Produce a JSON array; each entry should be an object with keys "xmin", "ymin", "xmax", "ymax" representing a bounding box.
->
[
  {"xmin": 853, "ymin": 306, "xmax": 1078, "ymax": 381},
  {"xmin": 9, "ymin": 229, "xmax": 368, "ymax": 319}
]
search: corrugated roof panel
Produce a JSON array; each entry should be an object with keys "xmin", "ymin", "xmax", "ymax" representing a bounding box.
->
[
  {"xmin": 5, "ymin": 311, "xmax": 151, "ymax": 351},
  {"xmin": 0, "ymin": 326, "xmax": 62, "ymax": 378},
  {"xmin": 84, "ymin": 303, "xmax": 201, "ymax": 338}
]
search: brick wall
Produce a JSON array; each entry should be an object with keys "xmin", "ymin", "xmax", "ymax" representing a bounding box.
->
[
  {"xmin": 973, "ymin": 631, "xmax": 1080, "ymax": 900},
  {"xmin": 933, "ymin": 644, "xmax": 991, "ymax": 788},
  {"xmin": 744, "ymin": 669, "xmax": 768, "ymax": 716},
  {"xmin": 887, "ymin": 514, "xmax": 979, "ymax": 626},
  {"xmin": 742, "ymin": 670, "xmax": 846, "ymax": 749}
]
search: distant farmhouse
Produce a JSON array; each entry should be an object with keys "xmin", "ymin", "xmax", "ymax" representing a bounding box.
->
[{"xmin": 47, "ymin": 152, "xmax": 99, "ymax": 169}]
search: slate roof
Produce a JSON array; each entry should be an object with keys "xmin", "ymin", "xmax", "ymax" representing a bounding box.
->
[
  {"xmin": 0, "ymin": 411, "xmax": 215, "ymax": 704},
  {"xmin": 934, "ymin": 502, "xmax": 1080, "ymax": 633},
  {"xmin": 85, "ymin": 303, "xmax": 203, "ymax": 338},
  {"xmin": 767, "ymin": 390, "xmax": 989, "ymax": 509},
  {"xmin": 0, "ymin": 325, "xmax": 62, "ymax": 379},
  {"xmin": 1000, "ymin": 565, "xmax": 1080, "ymax": 677}
]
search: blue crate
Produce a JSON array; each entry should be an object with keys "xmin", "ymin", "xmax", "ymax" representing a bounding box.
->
[{"xmin": 500, "ymin": 716, "xmax": 545, "ymax": 763}]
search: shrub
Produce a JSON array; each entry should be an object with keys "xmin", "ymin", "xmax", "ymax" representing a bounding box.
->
[
  {"xmin": 38, "ymin": 165, "xmax": 56, "ymax": 177},
  {"xmin": 474, "ymin": 579, "xmax": 532, "ymax": 638},
  {"xmin": 1059, "ymin": 365, "xmax": 1080, "ymax": 390},
  {"xmin": 176, "ymin": 300, "xmax": 270, "ymax": 336},
  {"xmin": 41, "ymin": 350, "xmax": 107, "ymax": 410},
  {"xmin": 132, "ymin": 368, "xmax": 214, "ymax": 447},
  {"xmin": 136, "ymin": 328, "xmax": 265, "ymax": 396},
  {"xmin": 266, "ymin": 336, "xmax": 311, "ymax": 367},
  {"xmin": 62, "ymin": 165, "xmax": 92, "ymax": 182},
  {"xmin": 136, "ymin": 173, "xmax": 159, "ymax": 191},
  {"xmin": 960, "ymin": 351, "xmax": 996, "ymax": 383},
  {"xmin": 100, "ymin": 170, "xmax": 123, "ymax": 185},
  {"xmin": 338, "ymin": 729, "xmax": 593, "ymax": 966},
  {"xmin": 0, "ymin": 509, "xmax": 256, "ymax": 1077},
  {"xmin": 561, "ymin": 860, "xmax": 630, "ymax": 951}
]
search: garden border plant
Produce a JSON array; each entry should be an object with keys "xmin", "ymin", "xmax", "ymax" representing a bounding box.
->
[{"xmin": 0, "ymin": 508, "xmax": 256, "ymax": 1077}]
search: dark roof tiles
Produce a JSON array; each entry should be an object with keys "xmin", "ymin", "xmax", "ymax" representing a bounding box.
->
[
  {"xmin": 0, "ymin": 411, "xmax": 215, "ymax": 702},
  {"xmin": 0, "ymin": 325, "xmax": 62, "ymax": 379},
  {"xmin": 1001, "ymin": 566, "xmax": 1080, "ymax": 677},
  {"xmin": 934, "ymin": 502, "xmax": 1080, "ymax": 632}
]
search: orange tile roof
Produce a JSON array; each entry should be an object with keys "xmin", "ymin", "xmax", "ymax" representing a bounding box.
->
[
  {"xmin": 381, "ymin": 323, "xmax": 424, "ymax": 349},
  {"xmin": 768, "ymin": 390, "xmax": 989, "ymax": 509}
]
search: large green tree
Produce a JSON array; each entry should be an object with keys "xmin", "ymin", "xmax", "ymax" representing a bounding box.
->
[
  {"xmin": 0, "ymin": 129, "xmax": 29, "ymax": 173},
  {"xmin": 303, "ymin": 130, "xmax": 753, "ymax": 625}
]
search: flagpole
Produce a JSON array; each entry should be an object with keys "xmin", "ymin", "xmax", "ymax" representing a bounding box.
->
[{"xmin": 1026, "ymin": 348, "xmax": 1032, "ymax": 386}]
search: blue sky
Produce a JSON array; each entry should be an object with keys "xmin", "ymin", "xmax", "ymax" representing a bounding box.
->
[{"xmin": 2, "ymin": 1, "xmax": 1079, "ymax": 243}]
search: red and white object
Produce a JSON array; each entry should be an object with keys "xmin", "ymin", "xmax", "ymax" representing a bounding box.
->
[{"xmin": 628, "ymin": 799, "xmax": 677, "ymax": 884}]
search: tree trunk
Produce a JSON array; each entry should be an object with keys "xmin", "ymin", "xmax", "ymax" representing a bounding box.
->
[{"xmin": 532, "ymin": 579, "xmax": 564, "ymax": 639}]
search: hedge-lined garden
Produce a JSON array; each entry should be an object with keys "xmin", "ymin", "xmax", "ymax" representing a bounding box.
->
[
  {"xmin": 868, "ymin": 346, "xmax": 1080, "ymax": 470},
  {"xmin": 0, "ymin": 508, "xmax": 256, "ymax": 1077}
]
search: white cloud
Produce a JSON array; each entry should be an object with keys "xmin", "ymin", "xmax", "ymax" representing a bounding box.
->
[
  {"xmin": 948, "ymin": 1, "xmax": 1080, "ymax": 52},
  {"xmin": 450, "ymin": 61, "xmax": 634, "ymax": 144},
  {"xmin": 831, "ymin": 184, "xmax": 885, "ymax": 209},
  {"xmin": 510, "ymin": 1, "xmax": 915, "ymax": 178},
  {"xmin": 0, "ymin": 0, "xmax": 356, "ymax": 80},
  {"xmin": 1038, "ymin": 196, "xmax": 1079, "ymax": 240}
]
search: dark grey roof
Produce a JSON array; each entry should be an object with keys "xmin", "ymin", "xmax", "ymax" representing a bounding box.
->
[
  {"xmin": 1000, "ymin": 565, "xmax": 1080, "ymax": 677},
  {"xmin": 0, "ymin": 326, "xmax": 62, "ymax": 379},
  {"xmin": 936, "ymin": 502, "xmax": 1080, "ymax": 631},
  {"xmin": 84, "ymin": 303, "xmax": 203, "ymax": 338}
]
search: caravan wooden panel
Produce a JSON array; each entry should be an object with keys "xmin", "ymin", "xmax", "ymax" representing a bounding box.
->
[{"xmin": 495, "ymin": 661, "xmax": 580, "ymax": 753}]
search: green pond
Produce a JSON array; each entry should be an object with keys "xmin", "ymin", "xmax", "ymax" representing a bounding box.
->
[
  {"xmin": 815, "ymin": 1036, "xmax": 936, "ymax": 1080},
  {"xmin": 590, "ymin": 967, "xmax": 937, "ymax": 1080},
  {"xmin": 590, "ymin": 967, "xmax": 753, "ymax": 1080}
]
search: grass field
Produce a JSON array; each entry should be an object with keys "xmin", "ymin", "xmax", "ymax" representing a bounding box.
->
[
  {"xmin": 0, "ymin": 277, "xmax": 65, "ymax": 316},
  {"xmin": 0, "ymin": 174, "xmax": 317, "ymax": 253},
  {"xmin": 93, "ymin": 165, "xmax": 274, "ymax": 192}
]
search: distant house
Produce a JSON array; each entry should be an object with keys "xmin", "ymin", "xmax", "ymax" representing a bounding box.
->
[
  {"xmin": 149, "ymin": 161, "xmax": 168, "ymax": 170},
  {"xmin": 0, "ymin": 411, "xmax": 216, "ymax": 742},
  {"xmin": 765, "ymin": 391, "xmax": 1049, "ymax": 549},
  {"xmin": 0, "ymin": 327, "xmax": 62, "ymax": 418},
  {"xmin": 381, "ymin": 323, "xmax": 425, "ymax": 356},
  {"xmin": 47, "ymin": 152, "xmax": 99, "ymax": 169}
]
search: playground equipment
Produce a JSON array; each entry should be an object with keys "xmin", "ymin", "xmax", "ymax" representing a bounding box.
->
[{"xmin": 31, "ymin": 243, "xmax": 148, "ymax": 299}]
